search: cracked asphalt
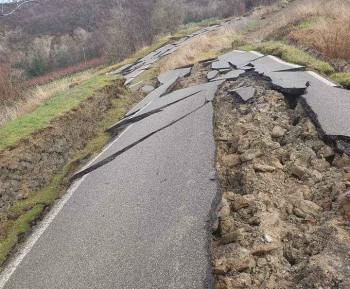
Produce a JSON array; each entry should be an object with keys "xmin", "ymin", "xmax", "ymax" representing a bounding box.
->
[{"xmin": 3, "ymin": 83, "xmax": 219, "ymax": 289}]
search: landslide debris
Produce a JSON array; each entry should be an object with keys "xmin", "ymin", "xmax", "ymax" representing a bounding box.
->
[{"xmin": 212, "ymin": 75, "xmax": 350, "ymax": 289}]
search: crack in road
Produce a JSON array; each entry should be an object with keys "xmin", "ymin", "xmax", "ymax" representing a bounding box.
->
[
  {"xmin": 106, "ymin": 90, "xmax": 203, "ymax": 132},
  {"xmin": 72, "ymin": 98, "xmax": 212, "ymax": 181}
]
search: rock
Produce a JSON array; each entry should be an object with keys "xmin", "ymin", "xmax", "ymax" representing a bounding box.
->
[
  {"xmin": 240, "ymin": 149, "xmax": 263, "ymax": 162},
  {"xmin": 346, "ymin": 173, "xmax": 350, "ymax": 182},
  {"xmin": 221, "ymin": 231, "xmax": 242, "ymax": 245},
  {"xmin": 251, "ymin": 243, "xmax": 280, "ymax": 255},
  {"xmin": 254, "ymin": 163, "xmax": 276, "ymax": 172},
  {"xmin": 216, "ymin": 274, "xmax": 252, "ymax": 289},
  {"xmin": 228, "ymin": 255, "xmax": 254, "ymax": 272},
  {"xmin": 222, "ymin": 154, "xmax": 241, "ymax": 167},
  {"xmin": 333, "ymin": 154, "xmax": 350, "ymax": 168},
  {"xmin": 218, "ymin": 198, "xmax": 231, "ymax": 218},
  {"xmin": 269, "ymin": 157, "xmax": 283, "ymax": 169},
  {"xmin": 317, "ymin": 146, "xmax": 335, "ymax": 159},
  {"xmin": 271, "ymin": 126, "xmax": 286, "ymax": 138},
  {"xmin": 263, "ymin": 234, "xmax": 273, "ymax": 243},
  {"xmin": 311, "ymin": 158, "xmax": 330, "ymax": 172},
  {"xmin": 230, "ymin": 194, "xmax": 253, "ymax": 212},
  {"xmin": 257, "ymin": 258, "xmax": 267, "ymax": 267},
  {"xmin": 338, "ymin": 191, "xmax": 350, "ymax": 219},
  {"xmin": 293, "ymin": 207, "xmax": 307, "ymax": 218},
  {"xmin": 295, "ymin": 199, "xmax": 322, "ymax": 218},
  {"xmin": 220, "ymin": 216, "xmax": 235, "ymax": 235},
  {"xmin": 290, "ymin": 164, "xmax": 309, "ymax": 180},
  {"xmin": 212, "ymin": 259, "xmax": 228, "ymax": 275}
]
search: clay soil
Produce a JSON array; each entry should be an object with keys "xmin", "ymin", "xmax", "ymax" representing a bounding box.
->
[{"xmin": 212, "ymin": 74, "xmax": 350, "ymax": 289}]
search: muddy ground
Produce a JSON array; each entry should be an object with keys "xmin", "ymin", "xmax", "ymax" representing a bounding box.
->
[{"xmin": 212, "ymin": 74, "xmax": 350, "ymax": 288}]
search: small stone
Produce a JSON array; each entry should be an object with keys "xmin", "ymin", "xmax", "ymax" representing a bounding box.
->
[
  {"xmin": 295, "ymin": 199, "xmax": 322, "ymax": 218},
  {"xmin": 271, "ymin": 126, "xmax": 286, "ymax": 138},
  {"xmin": 248, "ymin": 216, "xmax": 261, "ymax": 226},
  {"xmin": 338, "ymin": 191, "xmax": 350, "ymax": 219},
  {"xmin": 212, "ymin": 259, "xmax": 228, "ymax": 275},
  {"xmin": 333, "ymin": 154, "xmax": 350, "ymax": 168},
  {"xmin": 346, "ymin": 173, "xmax": 350, "ymax": 182},
  {"xmin": 311, "ymin": 158, "xmax": 330, "ymax": 172},
  {"xmin": 269, "ymin": 157, "xmax": 283, "ymax": 169},
  {"xmin": 293, "ymin": 207, "xmax": 307, "ymax": 218},
  {"xmin": 240, "ymin": 149, "xmax": 263, "ymax": 162},
  {"xmin": 221, "ymin": 154, "xmax": 241, "ymax": 167},
  {"xmin": 257, "ymin": 258, "xmax": 267, "ymax": 267},
  {"xmin": 263, "ymin": 234, "xmax": 273, "ymax": 243},
  {"xmin": 217, "ymin": 198, "xmax": 231, "ymax": 218},
  {"xmin": 317, "ymin": 146, "xmax": 335, "ymax": 158},
  {"xmin": 252, "ymin": 243, "xmax": 280, "ymax": 255},
  {"xmin": 220, "ymin": 216, "xmax": 235, "ymax": 235},
  {"xmin": 290, "ymin": 164, "xmax": 309, "ymax": 180},
  {"xmin": 231, "ymin": 194, "xmax": 252, "ymax": 212},
  {"xmin": 228, "ymin": 256, "xmax": 254, "ymax": 272},
  {"xmin": 254, "ymin": 163, "xmax": 276, "ymax": 172},
  {"xmin": 221, "ymin": 231, "xmax": 241, "ymax": 245}
]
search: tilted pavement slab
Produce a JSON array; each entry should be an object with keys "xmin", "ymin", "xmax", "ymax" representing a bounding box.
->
[
  {"xmin": 266, "ymin": 71, "xmax": 339, "ymax": 94},
  {"xmin": 211, "ymin": 69, "xmax": 245, "ymax": 81},
  {"xmin": 220, "ymin": 50, "xmax": 263, "ymax": 69},
  {"xmin": 249, "ymin": 55, "xmax": 304, "ymax": 74},
  {"xmin": 125, "ymin": 76, "xmax": 180, "ymax": 117},
  {"xmin": 302, "ymin": 85, "xmax": 350, "ymax": 139},
  {"xmin": 113, "ymin": 81, "xmax": 222, "ymax": 134},
  {"xmin": 229, "ymin": 86, "xmax": 256, "ymax": 102},
  {"xmin": 157, "ymin": 67, "xmax": 192, "ymax": 85}
]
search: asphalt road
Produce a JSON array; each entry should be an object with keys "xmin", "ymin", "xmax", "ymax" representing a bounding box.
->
[{"xmin": 2, "ymin": 84, "xmax": 219, "ymax": 289}]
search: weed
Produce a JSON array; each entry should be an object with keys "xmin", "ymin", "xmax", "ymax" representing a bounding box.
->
[{"xmin": 241, "ymin": 41, "xmax": 334, "ymax": 74}]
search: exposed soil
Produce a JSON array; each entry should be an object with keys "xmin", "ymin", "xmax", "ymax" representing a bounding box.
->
[
  {"xmin": 0, "ymin": 80, "xmax": 141, "ymax": 211},
  {"xmin": 212, "ymin": 74, "xmax": 350, "ymax": 289}
]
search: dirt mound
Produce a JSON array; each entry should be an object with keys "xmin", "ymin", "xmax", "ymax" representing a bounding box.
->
[{"xmin": 212, "ymin": 75, "xmax": 350, "ymax": 288}]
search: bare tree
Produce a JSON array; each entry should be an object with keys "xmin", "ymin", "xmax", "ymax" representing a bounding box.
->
[{"xmin": 0, "ymin": 0, "xmax": 49, "ymax": 16}]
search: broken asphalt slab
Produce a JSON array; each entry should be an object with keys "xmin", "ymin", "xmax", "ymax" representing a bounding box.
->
[
  {"xmin": 211, "ymin": 69, "xmax": 245, "ymax": 81},
  {"xmin": 157, "ymin": 67, "xmax": 192, "ymax": 85},
  {"xmin": 218, "ymin": 50, "xmax": 263, "ymax": 69},
  {"xmin": 120, "ymin": 81, "xmax": 223, "ymax": 129},
  {"xmin": 229, "ymin": 86, "xmax": 256, "ymax": 102},
  {"xmin": 266, "ymin": 70, "xmax": 339, "ymax": 95},
  {"xmin": 125, "ymin": 76, "xmax": 180, "ymax": 117},
  {"xmin": 249, "ymin": 55, "xmax": 304, "ymax": 74},
  {"xmin": 207, "ymin": 70, "xmax": 219, "ymax": 81},
  {"xmin": 302, "ymin": 84, "xmax": 350, "ymax": 140}
]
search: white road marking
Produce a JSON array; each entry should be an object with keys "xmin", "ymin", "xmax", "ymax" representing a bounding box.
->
[
  {"xmin": 267, "ymin": 55, "xmax": 303, "ymax": 68},
  {"xmin": 0, "ymin": 100, "xmax": 153, "ymax": 288},
  {"xmin": 306, "ymin": 71, "xmax": 339, "ymax": 87}
]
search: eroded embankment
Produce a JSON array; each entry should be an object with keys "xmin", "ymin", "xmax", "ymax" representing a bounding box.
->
[
  {"xmin": 0, "ymin": 79, "xmax": 143, "ymax": 266},
  {"xmin": 212, "ymin": 75, "xmax": 350, "ymax": 288}
]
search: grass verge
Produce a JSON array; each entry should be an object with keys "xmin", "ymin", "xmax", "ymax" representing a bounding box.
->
[
  {"xmin": 330, "ymin": 72, "xmax": 350, "ymax": 89},
  {"xmin": 0, "ymin": 74, "xmax": 121, "ymax": 150},
  {"xmin": 241, "ymin": 41, "xmax": 335, "ymax": 75}
]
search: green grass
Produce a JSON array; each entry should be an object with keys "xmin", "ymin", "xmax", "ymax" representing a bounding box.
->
[
  {"xmin": 0, "ymin": 87, "xmax": 135, "ymax": 267},
  {"xmin": 0, "ymin": 74, "xmax": 120, "ymax": 151},
  {"xmin": 330, "ymin": 72, "xmax": 350, "ymax": 89},
  {"xmin": 0, "ymin": 205, "xmax": 44, "ymax": 266},
  {"xmin": 241, "ymin": 41, "xmax": 335, "ymax": 75},
  {"xmin": 295, "ymin": 17, "xmax": 320, "ymax": 30}
]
